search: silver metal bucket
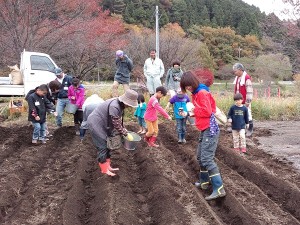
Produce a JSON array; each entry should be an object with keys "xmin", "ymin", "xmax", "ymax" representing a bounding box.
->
[
  {"xmin": 65, "ymin": 103, "xmax": 78, "ymax": 114},
  {"xmin": 123, "ymin": 132, "xmax": 141, "ymax": 150}
]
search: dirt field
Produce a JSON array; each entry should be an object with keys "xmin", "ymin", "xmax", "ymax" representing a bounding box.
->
[{"xmin": 0, "ymin": 120, "xmax": 299, "ymax": 225}]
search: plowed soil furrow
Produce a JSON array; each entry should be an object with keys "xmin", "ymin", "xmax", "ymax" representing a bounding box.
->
[
  {"xmin": 159, "ymin": 122, "xmax": 300, "ymax": 224},
  {"xmin": 225, "ymin": 129, "xmax": 300, "ymax": 188},
  {"xmin": 0, "ymin": 125, "xmax": 32, "ymax": 165},
  {"xmin": 134, "ymin": 142, "xmax": 222, "ymax": 225},
  {"xmin": 0, "ymin": 121, "xmax": 299, "ymax": 225},
  {"xmin": 160, "ymin": 124, "xmax": 260, "ymax": 225},
  {"xmin": 217, "ymin": 144, "xmax": 300, "ymax": 222},
  {"xmin": 62, "ymin": 139, "xmax": 96, "ymax": 225},
  {"xmin": 0, "ymin": 126, "xmax": 79, "ymax": 224},
  {"xmin": 217, "ymin": 160, "xmax": 300, "ymax": 225}
]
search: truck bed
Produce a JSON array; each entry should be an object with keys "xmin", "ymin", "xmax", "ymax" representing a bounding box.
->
[{"xmin": 0, "ymin": 85, "xmax": 25, "ymax": 96}]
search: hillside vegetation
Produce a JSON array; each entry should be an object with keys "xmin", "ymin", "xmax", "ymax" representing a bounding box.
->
[{"xmin": 0, "ymin": 0, "xmax": 298, "ymax": 82}]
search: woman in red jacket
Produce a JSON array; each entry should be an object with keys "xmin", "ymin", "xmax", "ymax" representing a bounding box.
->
[{"xmin": 180, "ymin": 69, "xmax": 226, "ymax": 200}]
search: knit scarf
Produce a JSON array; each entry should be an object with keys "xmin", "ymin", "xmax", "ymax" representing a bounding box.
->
[{"xmin": 172, "ymin": 67, "xmax": 181, "ymax": 73}]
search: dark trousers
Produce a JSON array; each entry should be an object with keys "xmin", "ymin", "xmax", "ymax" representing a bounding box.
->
[
  {"xmin": 74, "ymin": 110, "xmax": 83, "ymax": 124},
  {"xmin": 91, "ymin": 133, "xmax": 111, "ymax": 163},
  {"xmin": 196, "ymin": 128, "xmax": 220, "ymax": 171}
]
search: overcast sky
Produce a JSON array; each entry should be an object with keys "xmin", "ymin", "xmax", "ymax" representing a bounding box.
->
[{"xmin": 242, "ymin": 0, "xmax": 293, "ymax": 20}]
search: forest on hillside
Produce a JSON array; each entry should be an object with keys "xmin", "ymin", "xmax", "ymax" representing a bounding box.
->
[
  {"xmin": 102, "ymin": 0, "xmax": 263, "ymax": 36},
  {"xmin": 0, "ymin": 0, "xmax": 299, "ymax": 83}
]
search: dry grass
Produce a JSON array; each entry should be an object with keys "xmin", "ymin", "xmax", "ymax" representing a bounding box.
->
[{"xmin": 1, "ymin": 84, "xmax": 300, "ymax": 124}]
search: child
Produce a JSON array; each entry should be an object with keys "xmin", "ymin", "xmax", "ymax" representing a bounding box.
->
[
  {"xmin": 27, "ymin": 85, "xmax": 57, "ymax": 144},
  {"xmin": 134, "ymin": 93, "xmax": 147, "ymax": 134},
  {"xmin": 169, "ymin": 88, "xmax": 190, "ymax": 143},
  {"xmin": 68, "ymin": 77, "xmax": 85, "ymax": 135},
  {"xmin": 144, "ymin": 86, "xmax": 172, "ymax": 147},
  {"xmin": 227, "ymin": 93, "xmax": 249, "ymax": 153}
]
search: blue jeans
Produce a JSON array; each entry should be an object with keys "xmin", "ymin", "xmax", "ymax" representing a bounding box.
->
[
  {"xmin": 197, "ymin": 128, "xmax": 220, "ymax": 171},
  {"xmin": 91, "ymin": 133, "xmax": 111, "ymax": 163},
  {"xmin": 32, "ymin": 122, "xmax": 46, "ymax": 141},
  {"xmin": 56, "ymin": 98, "xmax": 70, "ymax": 126},
  {"xmin": 137, "ymin": 117, "xmax": 146, "ymax": 128},
  {"xmin": 176, "ymin": 118, "xmax": 187, "ymax": 140}
]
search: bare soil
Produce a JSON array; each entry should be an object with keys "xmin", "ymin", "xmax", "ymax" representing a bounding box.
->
[{"xmin": 0, "ymin": 120, "xmax": 299, "ymax": 225}]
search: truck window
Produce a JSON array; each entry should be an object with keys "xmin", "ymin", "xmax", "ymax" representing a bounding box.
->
[{"xmin": 31, "ymin": 55, "xmax": 56, "ymax": 71}]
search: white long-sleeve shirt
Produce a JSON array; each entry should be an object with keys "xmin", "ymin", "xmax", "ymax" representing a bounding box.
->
[{"xmin": 143, "ymin": 57, "xmax": 165, "ymax": 78}]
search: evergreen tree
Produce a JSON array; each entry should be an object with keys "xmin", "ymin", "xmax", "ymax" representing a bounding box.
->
[
  {"xmin": 199, "ymin": 6, "xmax": 210, "ymax": 26},
  {"xmin": 114, "ymin": 0, "xmax": 126, "ymax": 14},
  {"xmin": 124, "ymin": 2, "xmax": 136, "ymax": 23}
]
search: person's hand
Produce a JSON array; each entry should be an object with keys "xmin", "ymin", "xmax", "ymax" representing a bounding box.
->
[
  {"xmin": 35, "ymin": 116, "xmax": 40, "ymax": 121},
  {"xmin": 71, "ymin": 96, "xmax": 75, "ymax": 100},
  {"xmin": 180, "ymin": 111, "xmax": 187, "ymax": 117},
  {"xmin": 246, "ymin": 124, "xmax": 250, "ymax": 129},
  {"xmin": 53, "ymin": 112, "xmax": 58, "ymax": 117},
  {"xmin": 168, "ymin": 116, "xmax": 172, "ymax": 120}
]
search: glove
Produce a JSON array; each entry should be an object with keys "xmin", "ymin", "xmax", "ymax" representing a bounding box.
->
[{"xmin": 126, "ymin": 133, "xmax": 134, "ymax": 141}]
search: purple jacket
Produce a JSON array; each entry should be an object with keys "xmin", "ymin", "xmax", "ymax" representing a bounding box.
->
[{"xmin": 68, "ymin": 84, "xmax": 85, "ymax": 109}]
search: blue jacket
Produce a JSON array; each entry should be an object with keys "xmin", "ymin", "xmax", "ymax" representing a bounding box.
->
[
  {"xmin": 134, "ymin": 102, "xmax": 146, "ymax": 118},
  {"xmin": 169, "ymin": 94, "xmax": 190, "ymax": 119}
]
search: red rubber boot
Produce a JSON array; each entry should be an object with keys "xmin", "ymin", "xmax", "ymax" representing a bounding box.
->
[
  {"xmin": 106, "ymin": 158, "xmax": 119, "ymax": 171},
  {"xmin": 149, "ymin": 136, "xmax": 159, "ymax": 148},
  {"xmin": 144, "ymin": 135, "xmax": 152, "ymax": 146},
  {"xmin": 98, "ymin": 162, "xmax": 116, "ymax": 176}
]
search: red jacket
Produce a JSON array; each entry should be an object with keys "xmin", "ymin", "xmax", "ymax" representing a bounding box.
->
[
  {"xmin": 192, "ymin": 90, "xmax": 216, "ymax": 131},
  {"xmin": 234, "ymin": 74, "xmax": 251, "ymax": 104}
]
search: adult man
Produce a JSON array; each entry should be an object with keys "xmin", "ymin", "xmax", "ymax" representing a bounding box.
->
[
  {"xmin": 143, "ymin": 49, "xmax": 165, "ymax": 96},
  {"xmin": 87, "ymin": 89, "xmax": 138, "ymax": 176},
  {"xmin": 112, "ymin": 50, "xmax": 133, "ymax": 97},
  {"xmin": 54, "ymin": 67, "xmax": 73, "ymax": 127},
  {"xmin": 232, "ymin": 63, "xmax": 253, "ymax": 136}
]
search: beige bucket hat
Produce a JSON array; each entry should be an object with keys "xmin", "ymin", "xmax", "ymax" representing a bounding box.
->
[{"xmin": 118, "ymin": 89, "xmax": 138, "ymax": 107}]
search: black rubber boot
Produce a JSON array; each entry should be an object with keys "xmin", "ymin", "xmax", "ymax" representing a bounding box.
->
[
  {"xmin": 246, "ymin": 120, "xmax": 253, "ymax": 137},
  {"xmin": 205, "ymin": 167, "xmax": 226, "ymax": 201}
]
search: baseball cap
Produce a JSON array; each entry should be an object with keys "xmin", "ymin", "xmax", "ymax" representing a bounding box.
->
[{"xmin": 54, "ymin": 68, "xmax": 62, "ymax": 76}]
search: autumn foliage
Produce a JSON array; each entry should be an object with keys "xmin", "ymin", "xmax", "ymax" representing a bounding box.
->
[
  {"xmin": 191, "ymin": 68, "xmax": 214, "ymax": 87},
  {"xmin": 0, "ymin": 0, "xmax": 125, "ymax": 78}
]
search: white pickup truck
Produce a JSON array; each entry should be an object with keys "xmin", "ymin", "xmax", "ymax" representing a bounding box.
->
[{"xmin": 0, "ymin": 50, "xmax": 58, "ymax": 96}]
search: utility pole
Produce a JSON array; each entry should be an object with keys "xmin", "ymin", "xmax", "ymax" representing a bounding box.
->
[
  {"xmin": 155, "ymin": 5, "xmax": 160, "ymax": 59},
  {"xmin": 97, "ymin": 59, "xmax": 100, "ymax": 83},
  {"xmin": 238, "ymin": 47, "xmax": 242, "ymax": 59}
]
